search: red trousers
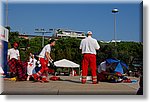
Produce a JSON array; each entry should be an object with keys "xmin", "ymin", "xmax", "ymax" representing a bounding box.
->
[
  {"xmin": 82, "ymin": 54, "xmax": 97, "ymax": 83},
  {"xmin": 35, "ymin": 58, "xmax": 48, "ymax": 78}
]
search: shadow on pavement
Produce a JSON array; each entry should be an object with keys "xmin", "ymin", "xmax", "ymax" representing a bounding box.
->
[{"xmin": 60, "ymin": 79, "xmax": 81, "ymax": 84}]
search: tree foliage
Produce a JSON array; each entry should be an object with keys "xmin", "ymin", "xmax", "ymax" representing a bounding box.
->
[{"xmin": 8, "ymin": 30, "xmax": 143, "ymax": 67}]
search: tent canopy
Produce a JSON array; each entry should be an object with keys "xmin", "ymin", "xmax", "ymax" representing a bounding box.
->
[{"xmin": 54, "ymin": 59, "xmax": 80, "ymax": 68}]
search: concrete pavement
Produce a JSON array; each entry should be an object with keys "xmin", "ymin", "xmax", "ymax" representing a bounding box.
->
[{"xmin": 2, "ymin": 76, "xmax": 139, "ymax": 95}]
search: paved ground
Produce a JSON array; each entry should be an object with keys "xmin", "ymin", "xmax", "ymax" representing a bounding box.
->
[{"xmin": 2, "ymin": 76, "xmax": 139, "ymax": 95}]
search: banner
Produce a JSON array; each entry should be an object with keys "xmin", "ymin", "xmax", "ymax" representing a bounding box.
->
[{"xmin": 0, "ymin": 25, "xmax": 9, "ymax": 42}]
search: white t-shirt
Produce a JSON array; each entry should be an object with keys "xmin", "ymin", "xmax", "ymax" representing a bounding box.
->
[
  {"xmin": 80, "ymin": 36, "xmax": 100, "ymax": 55},
  {"xmin": 27, "ymin": 58, "xmax": 37, "ymax": 75},
  {"xmin": 8, "ymin": 48, "xmax": 20, "ymax": 60},
  {"xmin": 98, "ymin": 61, "xmax": 107, "ymax": 73},
  {"xmin": 39, "ymin": 44, "xmax": 51, "ymax": 58},
  {"xmin": 28, "ymin": 57, "xmax": 37, "ymax": 68}
]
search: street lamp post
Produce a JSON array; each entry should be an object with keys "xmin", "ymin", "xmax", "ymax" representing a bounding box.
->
[
  {"xmin": 35, "ymin": 29, "xmax": 51, "ymax": 47},
  {"xmin": 6, "ymin": 0, "xmax": 8, "ymax": 27},
  {"xmin": 112, "ymin": 8, "xmax": 119, "ymax": 46},
  {"xmin": 49, "ymin": 28, "xmax": 57, "ymax": 37},
  {"xmin": 42, "ymin": 32, "xmax": 44, "ymax": 47}
]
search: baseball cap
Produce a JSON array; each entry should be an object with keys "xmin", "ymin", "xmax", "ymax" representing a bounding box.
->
[
  {"xmin": 13, "ymin": 42, "xmax": 18, "ymax": 47},
  {"xmin": 87, "ymin": 31, "xmax": 92, "ymax": 35}
]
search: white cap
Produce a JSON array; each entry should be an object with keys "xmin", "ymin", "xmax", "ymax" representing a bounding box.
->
[{"xmin": 87, "ymin": 31, "xmax": 92, "ymax": 35}]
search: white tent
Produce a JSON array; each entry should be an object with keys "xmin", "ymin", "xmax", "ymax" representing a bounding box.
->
[
  {"xmin": 54, "ymin": 59, "xmax": 80, "ymax": 68},
  {"xmin": 0, "ymin": 67, "xmax": 4, "ymax": 74}
]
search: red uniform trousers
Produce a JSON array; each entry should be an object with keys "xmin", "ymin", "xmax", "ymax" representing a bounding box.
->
[
  {"xmin": 34, "ymin": 58, "xmax": 49, "ymax": 81},
  {"xmin": 82, "ymin": 54, "xmax": 97, "ymax": 84}
]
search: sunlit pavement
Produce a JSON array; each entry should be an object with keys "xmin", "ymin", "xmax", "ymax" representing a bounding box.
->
[{"xmin": 2, "ymin": 76, "xmax": 139, "ymax": 95}]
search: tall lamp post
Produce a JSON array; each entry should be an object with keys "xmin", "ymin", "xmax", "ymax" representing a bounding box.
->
[
  {"xmin": 6, "ymin": 0, "xmax": 8, "ymax": 27},
  {"xmin": 35, "ymin": 29, "xmax": 51, "ymax": 47},
  {"xmin": 112, "ymin": 8, "xmax": 119, "ymax": 46},
  {"xmin": 49, "ymin": 29, "xmax": 56, "ymax": 37}
]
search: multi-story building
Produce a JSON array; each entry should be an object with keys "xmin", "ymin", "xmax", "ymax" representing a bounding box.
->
[{"xmin": 55, "ymin": 29, "xmax": 86, "ymax": 39}]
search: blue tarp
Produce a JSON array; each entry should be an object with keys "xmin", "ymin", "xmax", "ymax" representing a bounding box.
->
[{"xmin": 106, "ymin": 58, "xmax": 128, "ymax": 74}]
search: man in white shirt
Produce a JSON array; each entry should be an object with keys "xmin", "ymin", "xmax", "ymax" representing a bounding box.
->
[
  {"xmin": 8, "ymin": 42, "xmax": 20, "ymax": 61},
  {"xmin": 33, "ymin": 39, "xmax": 56, "ymax": 82},
  {"xmin": 7, "ymin": 42, "xmax": 27, "ymax": 81},
  {"xmin": 80, "ymin": 31, "xmax": 100, "ymax": 84}
]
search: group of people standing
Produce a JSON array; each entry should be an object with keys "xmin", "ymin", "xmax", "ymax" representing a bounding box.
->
[{"xmin": 7, "ymin": 31, "xmax": 100, "ymax": 84}]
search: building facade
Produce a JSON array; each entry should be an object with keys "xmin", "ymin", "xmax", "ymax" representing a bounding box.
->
[{"xmin": 55, "ymin": 29, "xmax": 86, "ymax": 39}]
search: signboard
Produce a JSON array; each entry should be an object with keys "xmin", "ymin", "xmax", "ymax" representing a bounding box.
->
[
  {"xmin": 0, "ymin": 25, "xmax": 9, "ymax": 75},
  {"xmin": 0, "ymin": 25, "xmax": 9, "ymax": 42}
]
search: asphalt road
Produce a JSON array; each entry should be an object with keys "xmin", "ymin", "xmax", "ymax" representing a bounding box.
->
[{"xmin": 2, "ymin": 76, "xmax": 139, "ymax": 95}]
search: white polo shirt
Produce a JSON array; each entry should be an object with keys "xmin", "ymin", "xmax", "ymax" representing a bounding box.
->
[
  {"xmin": 8, "ymin": 48, "xmax": 20, "ymax": 60},
  {"xmin": 39, "ymin": 44, "xmax": 51, "ymax": 58},
  {"xmin": 28, "ymin": 57, "xmax": 37, "ymax": 68},
  {"xmin": 80, "ymin": 36, "xmax": 100, "ymax": 55},
  {"xmin": 98, "ymin": 61, "xmax": 107, "ymax": 73}
]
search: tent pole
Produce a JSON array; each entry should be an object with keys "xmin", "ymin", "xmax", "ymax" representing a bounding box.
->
[
  {"xmin": 68, "ymin": 68, "xmax": 70, "ymax": 76},
  {"xmin": 79, "ymin": 67, "xmax": 80, "ymax": 75}
]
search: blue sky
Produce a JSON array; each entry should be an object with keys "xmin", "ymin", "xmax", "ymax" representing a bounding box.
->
[{"xmin": 2, "ymin": 2, "xmax": 142, "ymax": 42}]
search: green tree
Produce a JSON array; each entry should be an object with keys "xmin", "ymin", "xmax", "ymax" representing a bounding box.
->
[
  {"xmin": 29, "ymin": 37, "xmax": 49, "ymax": 55},
  {"xmin": 7, "ymin": 28, "xmax": 143, "ymax": 70}
]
